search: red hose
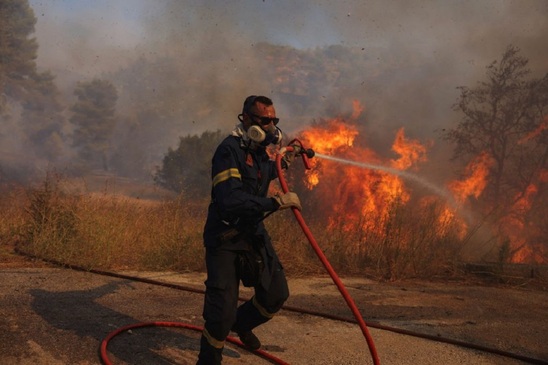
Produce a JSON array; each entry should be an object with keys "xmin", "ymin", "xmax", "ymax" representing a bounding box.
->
[
  {"xmin": 100, "ymin": 321, "xmax": 289, "ymax": 365},
  {"xmin": 69, "ymin": 142, "xmax": 380, "ymax": 365},
  {"xmin": 276, "ymin": 144, "xmax": 381, "ymax": 365}
]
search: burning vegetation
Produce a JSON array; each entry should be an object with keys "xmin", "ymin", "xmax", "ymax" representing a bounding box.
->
[
  {"xmin": 292, "ymin": 98, "xmax": 546, "ymax": 266},
  {"xmin": 1, "ymin": 2, "xmax": 546, "ymax": 275}
]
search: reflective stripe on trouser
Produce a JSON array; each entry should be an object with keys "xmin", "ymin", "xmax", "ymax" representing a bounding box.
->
[
  {"xmin": 232, "ymin": 264, "xmax": 289, "ymax": 334},
  {"xmin": 196, "ymin": 332, "xmax": 223, "ymax": 365},
  {"xmin": 203, "ymin": 328, "xmax": 225, "ymax": 349},
  {"xmin": 198, "ymin": 247, "xmax": 289, "ymax": 361}
]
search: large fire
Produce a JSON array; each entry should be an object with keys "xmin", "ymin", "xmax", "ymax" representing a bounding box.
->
[
  {"xmin": 294, "ymin": 101, "xmax": 546, "ymax": 264},
  {"xmin": 498, "ymin": 170, "xmax": 548, "ymax": 263},
  {"xmin": 299, "ymin": 102, "xmax": 425, "ymax": 233}
]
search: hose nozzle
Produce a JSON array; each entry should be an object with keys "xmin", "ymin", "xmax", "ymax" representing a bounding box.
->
[{"xmin": 303, "ymin": 148, "xmax": 315, "ymax": 159}]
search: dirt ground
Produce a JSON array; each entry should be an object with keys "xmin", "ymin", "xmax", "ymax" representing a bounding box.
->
[{"xmin": 1, "ymin": 253, "xmax": 547, "ymax": 365}]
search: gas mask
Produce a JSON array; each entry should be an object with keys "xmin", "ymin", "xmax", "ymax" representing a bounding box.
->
[
  {"xmin": 238, "ymin": 95, "xmax": 283, "ymax": 147},
  {"xmin": 246, "ymin": 124, "xmax": 283, "ymax": 146}
]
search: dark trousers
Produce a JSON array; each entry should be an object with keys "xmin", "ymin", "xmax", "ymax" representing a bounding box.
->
[{"xmin": 197, "ymin": 246, "xmax": 289, "ymax": 364}]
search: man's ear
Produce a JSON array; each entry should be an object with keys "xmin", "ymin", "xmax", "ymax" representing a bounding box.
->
[{"xmin": 239, "ymin": 113, "xmax": 252, "ymax": 131}]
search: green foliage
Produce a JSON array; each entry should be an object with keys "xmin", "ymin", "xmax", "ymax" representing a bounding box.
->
[
  {"xmin": 0, "ymin": 0, "xmax": 38, "ymax": 113},
  {"xmin": 20, "ymin": 71, "xmax": 67, "ymax": 160},
  {"xmin": 107, "ymin": 115, "xmax": 150, "ymax": 178},
  {"xmin": 154, "ymin": 130, "xmax": 223, "ymax": 197},
  {"xmin": 70, "ymin": 79, "xmax": 118, "ymax": 170},
  {"xmin": 0, "ymin": 0, "xmax": 67, "ymax": 167}
]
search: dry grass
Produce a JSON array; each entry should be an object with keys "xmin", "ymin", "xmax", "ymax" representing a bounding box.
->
[
  {"xmin": 2, "ymin": 174, "xmax": 477, "ymax": 280},
  {"xmin": 5, "ymin": 175, "xmax": 206, "ymax": 271}
]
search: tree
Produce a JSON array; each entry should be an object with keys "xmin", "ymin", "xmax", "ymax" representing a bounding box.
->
[
  {"xmin": 1, "ymin": 0, "xmax": 67, "ymax": 165},
  {"xmin": 69, "ymin": 79, "xmax": 118, "ymax": 170},
  {"xmin": 20, "ymin": 70, "xmax": 67, "ymax": 161},
  {"xmin": 0, "ymin": 0, "xmax": 39, "ymax": 114},
  {"xmin": 445, "ymin": 46, "xmax": 547, "ymax": 262},
  {"xmin": 154, "ymin": 130, "xmax": 223, "ymax": 196}
]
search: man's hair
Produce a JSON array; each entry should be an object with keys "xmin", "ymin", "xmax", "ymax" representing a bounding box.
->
[{"xmin": 242, "ymin": 95, "xmax": 273, "ymax": 115}]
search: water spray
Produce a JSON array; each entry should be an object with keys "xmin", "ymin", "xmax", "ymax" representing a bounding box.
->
[{"xmin": 314, "ymin": 152, "xmax": 458, "ymax": 208}]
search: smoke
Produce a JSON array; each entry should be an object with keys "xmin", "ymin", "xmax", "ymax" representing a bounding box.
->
[{"xmin": 3, "ymin": 0, "xmax": 547, "ymax": 181}]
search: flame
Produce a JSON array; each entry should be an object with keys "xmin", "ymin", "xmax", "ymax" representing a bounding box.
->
[
  {"xmin": 447, "ymin": 152, "xmax": 494, "ymax": 204},
  {"xmin": 351, "ymin": 99, "xmax": 365, "ymax": 120},
  {"xmin": 390, "ymin": 128, "xmax": 428, "ymax": 170},
  {"xmin": 435, "ymin": 206, "xmax": 468, "ymax": 240},
  {"xmin": 299, "ymin": 104, "xmax": 361, "ymax": 190},
  {"xmin": 300, "ymin": 117, "xmax": 359, "ymax": 154},
  {"xmin": 541, "ymin": 169, "xmax": 548, "ymax": 183},
  {"xmin": 499, "ymin": 183, "xmax": 545, "ymax": 263},
  {"xmin": 292, "ymin": 102, "xmax": 545, "ymax": 264},
  {"xmin": 298, "ymin": 103, "xmax": 427, "ymax": 232},
  {"xmin": 518, "ymin": 115, "xmax": 548, "ymax": 144},
  {"xmin": 436, "ymin": 152, "xmax": 494, "ymax": 239}
]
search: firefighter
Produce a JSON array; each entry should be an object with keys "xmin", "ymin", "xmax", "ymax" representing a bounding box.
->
[{"xmin": 196, "ymin": 95, "xmax": 301, "ymax": 364}]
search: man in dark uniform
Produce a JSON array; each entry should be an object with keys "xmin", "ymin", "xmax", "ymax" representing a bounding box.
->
[{"xmin": 197, "ymin": 95, "xmax": 301, "ymax": 364}]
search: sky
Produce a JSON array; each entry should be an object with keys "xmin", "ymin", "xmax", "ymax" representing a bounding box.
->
[{"xmin": 29, "ymin": 0, "xmax": 548, "ymax": 75}]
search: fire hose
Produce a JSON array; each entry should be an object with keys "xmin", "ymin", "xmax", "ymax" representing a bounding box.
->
[
  {"xmin": 101, "ymin": 139, "xmax": 381, "ymax": 365},
  {"xmin": 276, "ymin": 139, "xmax": 381, "ymax": 365},
  {"xmin": 100, "ymin": 321, "xmax": 289, "ymax": 365},
  {"xmin": 98, "ymin": 139, "xmax": 379, "ymax": 365},
  {"xmin": 14, "ymin": 247, "xmax": 548, "ymax": 365},
  {"xmin": 16, "ymin": 140, "xmax": 547, "ymax": 365}
]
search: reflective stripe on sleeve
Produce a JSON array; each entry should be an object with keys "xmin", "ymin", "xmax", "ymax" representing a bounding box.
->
[{"xmin": 212, "ymin": 168, "xmax": 241, "ymax": 187}]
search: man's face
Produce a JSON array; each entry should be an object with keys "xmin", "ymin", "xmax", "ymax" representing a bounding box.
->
[{"xmin": 243, "ymin": 102, "xmax": 277, "ymax": 131}]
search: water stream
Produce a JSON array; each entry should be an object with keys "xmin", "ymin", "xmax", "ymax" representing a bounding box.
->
[{"xmin": 314, "ymin": 153, "xmax": 458, "ymax": 207}]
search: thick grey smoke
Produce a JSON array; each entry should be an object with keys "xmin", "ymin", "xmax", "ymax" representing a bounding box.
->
[{"xmin": 5, "ymin": 0, "xmax": 547, "ymax": 180}]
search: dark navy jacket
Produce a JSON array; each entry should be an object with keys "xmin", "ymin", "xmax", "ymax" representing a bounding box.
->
[{"xmin": 203, "ymin": 135, "xmax": 278, "ymax": 249}]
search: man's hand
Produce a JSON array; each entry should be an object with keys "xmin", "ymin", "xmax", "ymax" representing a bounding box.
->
[
  {"xmin": 273, "ymin": 191, "xmax": 302, "ymax": 210},
  {"xmin": 281, "ymin": 145, "xmax": 302, "ymax": 169}
]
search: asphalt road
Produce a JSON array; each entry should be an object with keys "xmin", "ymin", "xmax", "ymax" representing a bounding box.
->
[{"xmin": 1, "ymin": 265, "xmax": 547, "ymax": 365}]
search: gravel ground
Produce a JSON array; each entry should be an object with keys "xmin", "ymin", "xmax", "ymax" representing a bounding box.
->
[{"xmin": 1, "ymin": 258, "xmax": 547, "ymax": 365}]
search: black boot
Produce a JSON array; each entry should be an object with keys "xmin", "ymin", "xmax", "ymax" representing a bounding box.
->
[
  {"xmin": 237, "ymin": 330, "xmax": 261, "ymax": 350},
  {"xmin": 196, "ymin": 334, "xmax": 223, "ymax": 365}
]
